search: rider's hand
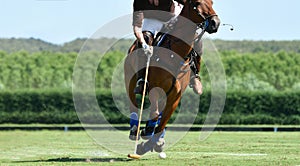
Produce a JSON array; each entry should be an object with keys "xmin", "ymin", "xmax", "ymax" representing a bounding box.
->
[{"xmin": 142, "ymin": 42, "xmax": 153, "ymax": 56}]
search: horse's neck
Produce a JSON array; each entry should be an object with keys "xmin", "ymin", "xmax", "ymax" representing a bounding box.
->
[
  {"xmin": 177, "ymin": 5, "xmax": 199, "ymax": 38},
  {"xmin": 169, "ymin": 15, "xmax": 197, "ymax": 57},
  {"xmin": 174, "ymin": 18, "xmax": 197, "ymax": 40}
]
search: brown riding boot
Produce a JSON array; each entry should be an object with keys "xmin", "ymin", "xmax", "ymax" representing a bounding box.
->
[
  {"xmin": 190, "ymin": 55, "xmax": 203, "ymax": 95},
  {"xmin": 190, "ymin": 74, "xmax": 203, "ymax": 95},
  {"xmin": 189, "ymin": 45, "xmax": 203, "ymax": 95},
  {"xmin": 189, "ymin": 40, "xmax": 203, "ymax": 95}
]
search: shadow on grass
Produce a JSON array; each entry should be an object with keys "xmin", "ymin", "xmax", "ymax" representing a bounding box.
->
[{"xmin": 13, "ymin": 157, "xmax": 143, "ymax": 163}]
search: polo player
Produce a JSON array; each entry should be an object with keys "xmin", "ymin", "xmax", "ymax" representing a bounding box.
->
[
  {"xmin": 133, "ymin": 0, "xmax": 203, "ymax": 95},
  {"xmin": 130, "ymin": 0, "xmax": 204, "ymax": 141}
]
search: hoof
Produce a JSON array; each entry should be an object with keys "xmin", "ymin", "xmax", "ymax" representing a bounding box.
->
[
  {"xmin": 141, "ymin": 127, "xmax": 154, "ymax": 140},
  {"xmin": 129, "ymin": 125, "xmax": 140, "ymax": 141},
  {"xmin": 136, "ymin": 129, "xmax": 166, "ymax": 155},
  {"xmin": 136, "ymin": 140, "xmax": 156, "ymax": 155},
  {"xmin": 141, "ymin": 120, "xmax": 157, "ymax": 140},
  {"xmin": 153, "ymin": 138, "xmax": 165, "ymax": 153},
  {"xmin": 136, "ymin": 142, "xmax": 146, "ymax": 155}
]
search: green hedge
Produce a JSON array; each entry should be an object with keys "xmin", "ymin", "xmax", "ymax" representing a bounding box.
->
[{"xmin": 0, "ymin": 90, "xmax": 299, "ymax": 125}]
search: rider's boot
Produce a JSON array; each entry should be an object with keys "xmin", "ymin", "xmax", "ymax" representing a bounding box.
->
[
  {"xmin": 190, "ymin": 40, "xmax": 203, "ymax": 95},
  {"xmin": 129, "ymin": 112, "xmax": 140, "ymax": 140},
  {"xmin": 190, "ymin": 75, "xmax": 202, "ymax": 94}
]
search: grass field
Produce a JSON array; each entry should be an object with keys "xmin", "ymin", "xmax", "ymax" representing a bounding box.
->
[{"xmin": 0, "ymin": 130, "xmax": 299, "ymax": 166}]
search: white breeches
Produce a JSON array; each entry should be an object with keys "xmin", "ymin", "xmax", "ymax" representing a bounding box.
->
[
  {"xmin": 141, "ymin": 1, "xmax": 183, "ymax": 36},
  {"xmin": 142, "ymin": 18, "xmax": 164, "ymax": 36}
]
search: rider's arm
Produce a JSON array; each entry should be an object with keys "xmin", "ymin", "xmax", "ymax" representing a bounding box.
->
[
  {"xmin": 133, "ymin": 25, "xmax": 147, "ymax": 48},
  {"xmin": 133, "ymin": 0, "xmax": 148, "ymax": 48}
]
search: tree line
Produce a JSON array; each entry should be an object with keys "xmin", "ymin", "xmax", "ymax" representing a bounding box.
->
[
  {"xmin": 0, "ymin": 49, "xmax": 299, "ymax": 92},
  {"xmin": 1, "ymin": 38, "xmax": 299, "ymax": 125},
  {"xmin": 1, "ymin": 37, "xmax": 300, "ymax": 53}
]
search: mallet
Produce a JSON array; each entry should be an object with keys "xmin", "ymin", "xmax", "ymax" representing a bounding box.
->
[
  {"xmin": 128, "ymin": 47, "xmax": 153, "ymax": 159},
  {"xmin": 127, "ymin": 153, "xmax": 141, "ymax": 159}
]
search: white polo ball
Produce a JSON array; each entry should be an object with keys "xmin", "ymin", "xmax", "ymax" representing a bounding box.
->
[{"xmin": 158, "ymin": 152, "xmax": 167, "ymax": 159}]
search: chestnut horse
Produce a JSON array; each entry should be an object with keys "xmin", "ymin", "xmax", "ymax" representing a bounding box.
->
[{"xmin": 124, "ymin": 0, "xmax": 220, "ymax": 155}]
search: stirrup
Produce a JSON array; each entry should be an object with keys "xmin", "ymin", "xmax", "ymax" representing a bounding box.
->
[{"xmin": 134, "ymin": 78, "xmax": 149, "ymax": 94}]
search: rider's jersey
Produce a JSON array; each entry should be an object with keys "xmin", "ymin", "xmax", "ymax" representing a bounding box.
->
[{"xmin": 133, "ymin": 0, "xmax": 175, "ymax": 27}]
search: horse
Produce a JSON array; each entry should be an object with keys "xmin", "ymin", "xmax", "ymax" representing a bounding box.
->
[{"xmin": 124, "ymin": 0, "xmax": 220, "ymax": 156}]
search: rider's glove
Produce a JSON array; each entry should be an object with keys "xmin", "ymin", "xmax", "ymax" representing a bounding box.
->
[{"xmin": 142, "ymin": 42, "xmax": 153, "ymax": 56}]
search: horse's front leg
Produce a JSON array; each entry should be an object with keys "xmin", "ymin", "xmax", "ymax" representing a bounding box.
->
[
  {"xmin": 155, "ymin": 86, "xmax": 181, "ymax": 134},
  {"xmin": 140, "ymin": 88, "xmax": 161, "ymax": 140},
  {"xmin": 136, "ymin": 84, "xmax": 181, "ymax": 155},
  {"xmin": 153, "ymin": 91, "xmax": 181, "ymax": 152}
]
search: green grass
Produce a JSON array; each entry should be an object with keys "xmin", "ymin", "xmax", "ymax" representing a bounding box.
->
[{"xmin": 0, "ymin": 130, "xmax": 299, "ymax": 166}]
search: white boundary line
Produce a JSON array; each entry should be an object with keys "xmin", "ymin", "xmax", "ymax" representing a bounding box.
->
[
  {"xmin": 209, "ymin": 152, "xmax": 268, "ymax": 156},
  {"xmin": 170, "ymin": 152, "xmax": 267, "ymax": 156}
]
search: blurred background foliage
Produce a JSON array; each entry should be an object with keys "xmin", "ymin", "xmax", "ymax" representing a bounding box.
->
[
  {"xmin": 0, "ymin": 38, "xmax": 299, "ymax": 92},
  {"xmin": 0, "ymin": 38, "xmax": 299, "ymax": 124}
]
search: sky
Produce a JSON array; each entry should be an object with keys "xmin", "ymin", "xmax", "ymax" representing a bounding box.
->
[{"xmin": 1, "ymin": 0, "xmax": 300, "ymax": 44}]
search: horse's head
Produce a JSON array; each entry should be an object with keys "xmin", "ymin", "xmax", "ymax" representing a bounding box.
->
[{"xmin": 182, "ymin": 0, "xmax": 220, "ymax": 34}]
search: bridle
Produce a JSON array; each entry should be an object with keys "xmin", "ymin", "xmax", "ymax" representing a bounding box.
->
[
  {"xmin": 189, "ymin": 0, "xmax": 218, "ymax": 30},
  {"xmin": 187, "ymin": 0, "xmax": 218, "ymax": 41},
  {"xmin": 157, "ymin": 0, "xmax": 219, "ymax": 51}
]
